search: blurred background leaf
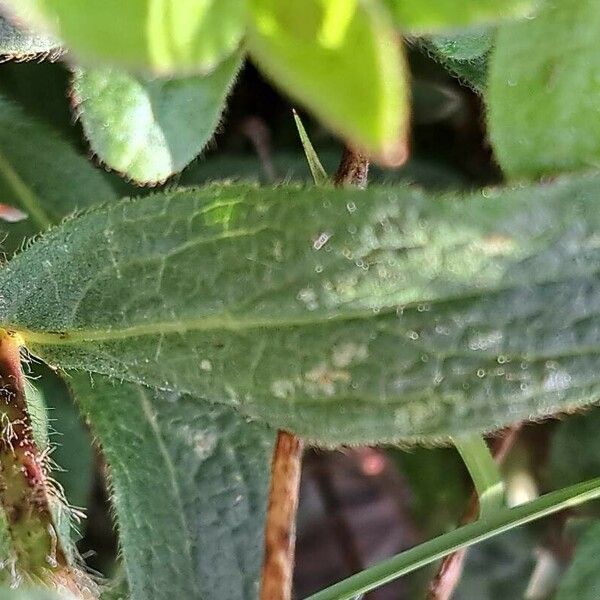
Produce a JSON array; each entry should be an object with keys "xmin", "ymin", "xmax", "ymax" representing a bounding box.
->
[{"xmin": 72, "ymin": 51, "xmax": 242, "ymax": 184}]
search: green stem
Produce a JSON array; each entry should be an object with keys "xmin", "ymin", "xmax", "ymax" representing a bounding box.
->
[
  {"xmin": 453, "ymin": 434, "xmax": 505, "ymax": 517},
  {"xmin": 305, "ymin": 477, "xmax": 600, "ymax": 600}
]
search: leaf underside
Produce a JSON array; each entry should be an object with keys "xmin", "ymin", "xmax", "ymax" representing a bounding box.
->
[
  {"xmin": 0, "ymin": 15, "xmax": 58, "ymax": 57},
  {"xmin": 420, "ymin": 28, "xmax": 492, "ymax": 93},
  {"xmin": 2, "ymin": 176, "xmax": 600, "ymax": 444}
]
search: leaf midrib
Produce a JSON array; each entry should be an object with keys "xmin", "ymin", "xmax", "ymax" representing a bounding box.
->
[{"xmin": 12, "ymin": 265, "xmax": 600, "ymax": 353}]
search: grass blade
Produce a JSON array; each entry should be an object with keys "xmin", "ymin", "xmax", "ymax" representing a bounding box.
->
[{"xmin": 305, "ymin": 477, "xmax": 600, "ymax": 600}]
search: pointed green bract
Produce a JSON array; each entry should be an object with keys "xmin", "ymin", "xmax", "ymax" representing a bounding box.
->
[
  {"xmin": 6, "ymin": 176, "xmax": 600, "ymax": 443},
  {"xmin": 2, "ymin": 0, "xmax": 246, "ymax": 75},
  {"xmin": 73, "ymin": 374, "xmax": 274, "ymax": 600},
  {"xmin": 248, "ymin": 0, "xmax": 408, "ymax": 164},
  {"xmin": 72, "ymin": 51, "xmax": 243, "ymax": 185},
  {"xmin": 0, "ymin": 15, "xmax": 58, "ymax": 58},
  {"xmin": 293, "ymin": 110, "xmax": 329, "ymax": 186},
  {"xmin": 0, "ymin": 95, "xmax": 117, "ymax": 254},
  {"xmin": 488, "ymin": 0, "xmax": 600, "ymax": 179},
  {"xmin": 384, "ymin": 0, "xmax": 537, "ymax": 32}
]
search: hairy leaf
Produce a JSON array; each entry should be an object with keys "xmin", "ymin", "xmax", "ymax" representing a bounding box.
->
[
  {"xmin": 21, "ymin": 369, "xmax": 79, "ymax": 564},
  {"xmin": 1, "ymin": 0, "xmax": 245, "ymax": 75},
  {"xmin": 72, "ymin": 374, "xmax": 274, "ymax": 600},
  {"xmin": 420, "ymin": 29, "xmax": 493, "ymax": 92},
  {"xmin": 4, "ymin": 176, "xmax": 600, "ymax": 443},
  {"xmin": 385, "ymin": 0, "xmax": 537, "ymax": 32},
  {"xmin": 488, "ymin": 0, "xmax": 600, "ymax": 179},
  {"xmin": 30, "ymin": 365, "xmax": 93, "ymax": 512},
  {"xmin": 0, "ymin": 15, "xmax": 58, "ymax": 57},
  {"xmin": 72, "ymin": 52, "xmax": 242, "ymax": 184},
  {"xmin": 556, "ymin": 520, "xmax": 600, "ymax": 599},
  {"xmin": 247, "ymin": 0, "xmax": 408, "ymax": 164},
  {"xmin": 0, "ymin": 591, "xmax": 76, "ymax": 600},
  {"xmin": 0, "ymin": 95, "xmax": 117, "ymax": 254}
]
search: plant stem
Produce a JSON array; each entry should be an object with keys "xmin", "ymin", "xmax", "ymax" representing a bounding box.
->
[
  {"xmin": 260, "ymin": 430, "xmax": 304, "ymax": 600},
  {"xmin": 428, "ymin": 427, "xmax": 520, "ymax": 600},
  {"xmin": 453, "ymin": 434, "xmax": 505, "ymax": 518},
  {"xmin": 334, "ymin": 146, "xmax": 369, "ymax": 188},
  {"xmin": 305, "ymin": 475, "xmax": 600, "ymax": 600},
  {"xmin": 0, "ymin": 330, "xmax": 67, "ymax": 575}
]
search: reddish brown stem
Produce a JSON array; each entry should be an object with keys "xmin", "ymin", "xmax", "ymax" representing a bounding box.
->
[
  {"xmin": 427, "ymin": 427, "xmax": 521, "ymax": 600},
  {"xmin": 334, "ymin": 146, "xmax": 370, "ymax": 189},
  {"xmin": 0, "ymin": 331, "xmax": 96, "ymax": 598},
  {"xmin": 260, "ymin": 430, "xmax": 304, "ymax": 600},
  {"xmin": 0, "ymin": 330, "xmax": 67, "ymax": 574}
]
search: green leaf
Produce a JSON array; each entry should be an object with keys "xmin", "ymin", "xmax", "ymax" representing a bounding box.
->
[
  {"xmin": 384, "ymin": 0, "xmax": 537, "ymax": 32},
  {"xmin": 2, "ymin": 0, "xmax": 246, "ymax": 75},
  {"xmin": 420, "ymin": 29, "xmax": 493, "ymax": 92},
  {"xmin": 0, "ymin": 94, "xmax": 117, "ymax": 254},
  {"xmin": 7, "ymin": 175, "xmax": 600, "ymax": 443},
  {"xmin": 22, "ymin": 370, "xmax": 81, "ymax": 564},
  {"xmin": 556, "ymin": 520, "xmax": 600, "ymax": 599},
  {"xmin": 247, "ymin": 0, "xmax": 408, "ymax": 164},
  {"xmin": 548, "ymin": 408, "xmax": 600, "ymax": 489},
  {"xmin": 0, "ymin": 15, "xmax": 58, "ymax": 58},
  {"xmin": 72, "ymin": 374, "xmax": 275, "ymax": 600},
  {"xmin": 488, "ymin": 0, "xmax": 600, "ymax": 179},
  {"xmin": 100, "ymin": 570, "xmax": 129, "ymax": 600},
  {"xmin": 389, "ymin": 446, "xmax": 468, "ymax": 535},
  {"xmin": 72, "ymin": 51, "xmax": 243, "ymax": 185},
  {"xmin": 31, "ymin": 364, "xmax": 94, "ymax": 512},
  {"xmin": 0, "ymin": 591, "xmax": 76, "ymax": 600}
]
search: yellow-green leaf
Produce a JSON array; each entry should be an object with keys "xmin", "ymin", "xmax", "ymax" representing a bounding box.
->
[
  {"xmin": 1, "ymin": 0, "xmax": 246, "ymax": 75},
  {"xmin": 247, "ymin": 0, "xmax": 408, "ymax": 164},
  {"xmin": 385, "ymin": 0, "xmax": 538, "ymax": 32}
]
